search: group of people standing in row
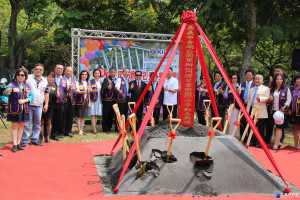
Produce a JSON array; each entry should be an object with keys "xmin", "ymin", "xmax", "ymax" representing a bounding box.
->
[
  {"xmin": 3, "ymin": 64, "xmax": 179, "ymax": 153},
  {"xmin": 196, "ymin": 65, "xmax": 300, "ymax": 150}
]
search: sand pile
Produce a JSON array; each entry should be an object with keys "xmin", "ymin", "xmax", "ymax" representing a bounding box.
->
[{"xmin": 94, "ymin": 121, "xmax": 299, "ymax": 196}]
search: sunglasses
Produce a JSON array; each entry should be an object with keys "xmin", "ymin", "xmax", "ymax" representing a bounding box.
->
[
  {"xmin": 17, "ymin": 74, "xmax": 25, "ymax": 77},
  {"xmin": 135, "ymin": 74, "xmax": 142, "ymax": 76}
]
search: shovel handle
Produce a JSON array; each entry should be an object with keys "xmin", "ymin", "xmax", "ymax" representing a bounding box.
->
[
  {"xmin": 166, "ymin": 138, "xmax": 173, "ymax": 163},
  {"xmin": 170, "ymin": 118, "xmax": 181, "ymax": 133},
  {"xmin": 223, "ymin": 104, "xmax": 234, "ymax": 133},
  {"xmin": 203, "ymin": 100, "xmax": 211, "ymax": 109},
  {"xmin": 204, "ymin": 117, "xmax": 221, "ymax": 157},
  {"xmin": 246, "ymin": 107, "xmax": 261, "ymax": 148},
  {"xmin": 113, "ymin": 104, "xmax": 121, "ymax": 121},
  {"xmin": 128, "ymin": 113, "xmax": 143, "ymax": 167},
  {"xmin": 128, "ymin": 102, "xmax": 136, "ymax": 113},
  {"xmin": 231, "ymin": 111, "xmax": 244, "ymax": 137},
  {"xmin": 166, "ymin": 104, "xmax": 174, "ymax": 118}
]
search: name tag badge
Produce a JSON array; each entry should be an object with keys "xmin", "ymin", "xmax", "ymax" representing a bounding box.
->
[
  {"xmin": 79, "ymin": 86, "xmax": 83, "ymax": 90},
  {"xmin": 62, "ymin": 83, "xmax": 66, "ymax": 87},
  {"xmin": 282, "ymin": 93, "xmax": 286, "ymax": 97},
  {"xmin": 13, "ymin": 88, "xmax": 20, "ymax": 92},
  {"xmin": 92, "ymin": 84, "xmax": 96, "ymax": 87},
  {"xmin": 51, "ymin": 87, "xmax": 56, "ymax": 91},
  {"xmin": 228, "ymin": 91, "xmax": 232, "ymax": 93},
  {"xmin": 202, "ymin": 93, "xmax": 206, "ymax": 96},
  {"xmin": 122, "ymin": 81, "xmax": 125, "ymax": 84},
  {"xmin": 241, "ymin": 88, "xmax": 245, "ymax": 90}
]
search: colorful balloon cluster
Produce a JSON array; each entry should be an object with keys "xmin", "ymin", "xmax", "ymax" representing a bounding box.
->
[{"xmin": 80, "ymin": 39, "xmax": 138, "ymax": 72}]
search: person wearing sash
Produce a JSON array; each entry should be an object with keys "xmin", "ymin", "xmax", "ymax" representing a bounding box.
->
[
  {"xmin": 51, "ymin": 64, "xmax": 68, "ymax": 141},
  {"xmin": 62, "ymin": 66, "xmax": 76, "ymax": 138},
  {"xmin": 75, "ymin": 70, "xmax": 91, "ymax": 135},
  {"xmin": 115, "ymin": 68, "xmax": 130, "ymax": 119},
  {"xmin": 101, "ymin": 67, "xmax": 117, "ymax": 133},
  {"xmin": 211, "ymin": 72, "xmax": 227, "ymax": 128},
  {"xmin": 22, "ymin": 63, "xmax": 48, "ymax": 147},
  {"xmin": 290, "ymin": 73, "xmax": 300, "ymax": 149},
  {"xmin": 268, "ymin": 74, "xmax": 291, "ymax": 150},
  {"xmin": 195, "ymin": 76, "xmax": 209, "ymax": 125},
  {"xmin": 144, "ymin": 73, "xmax": 163, "ymax": 125},
  {"xmin": 224, "ymin": 74, "xmax": 240, "ymax": 136},
  {"xmin": 89, "ymin": 68, "xmax": 102, "ymax": 134},
  {"xmin": 41, "ymin": 71, "xmax": 57, "ymax": 143},
  {"xmin": 238, "ymin": 69, "xmax": 255, "ymax": 140},
  {"xmin": 5, "ymin": 68, "xmax": 34, "ymax": 152}
]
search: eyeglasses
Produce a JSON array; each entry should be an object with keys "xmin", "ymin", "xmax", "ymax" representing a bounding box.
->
[
  {"xmin": 35, "ymin": 68, "xmax": 43, "ymax": 71},
  {"xmin": 17, "ymin": 74, "xmax": 25, "ymax": 77},
  {"xmin": 135, "ymin": 74, "xmax": 142, "ymax": 77}
]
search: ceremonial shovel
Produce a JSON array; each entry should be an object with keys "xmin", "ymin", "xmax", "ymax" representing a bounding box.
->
[
  {"xmin": 231, "ymin": 110, "xmax": 244, "ymax": 137},
  {"xmin": 112, "ymin": 104, "xmax": 130, "ymax": 164},
  {"xmin": 223, "ymin": 103, "xmax": 234, "ymax": 134},
  {"xmin": 166, "ymin": 118, "xmax": 181, "ymax": 163},
  {"xmin": 166, "ymin": 104, "xmax": 174, "ymax": 119},
  {"xmin": 246, "ymin": 107, "xmax": 261, "ymax": 148},
  {"xmin": 203, "ymin": 100, "xmax": 211, "ymax": 126},
  {"xmin": 240, "ymin": 105, "xmax": 258, "ymax": 143},
  {"xmin": 128, "ymin": 102, "xmax": 136, "ymax": 113},
  {"xmin": 196, "ymin": 117, "xmax": 221, "ymax": 165},
  {"xmin": 147, "ymin": 106, "xmax": 155, "ymax": 126},
  {"xmin": 128, "ymin": 113, "xmax": 147, "ymax": 179}
]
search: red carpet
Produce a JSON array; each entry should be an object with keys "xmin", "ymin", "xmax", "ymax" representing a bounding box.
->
[{"xmin": 0, "ymin": 141, "xmax": 299, "ymax": 200}]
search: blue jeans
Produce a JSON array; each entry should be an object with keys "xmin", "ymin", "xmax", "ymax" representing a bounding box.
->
[{"xmin": 22, "ymin": 106, "xmax": 43, "ymax": 144}]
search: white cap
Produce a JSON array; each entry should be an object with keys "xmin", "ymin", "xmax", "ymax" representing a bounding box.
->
[
  {"xmin": 0, "ymin": 78, "xmax": 7, "ymax": 83},
  {"xmin": 273, "ymin": 111, "xmax": 284, "ymax": 125}
]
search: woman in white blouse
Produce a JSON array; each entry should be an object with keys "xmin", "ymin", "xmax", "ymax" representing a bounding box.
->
[{"xmin": 269, "ymin": 74, "xmax": 291, "ymax": 150}]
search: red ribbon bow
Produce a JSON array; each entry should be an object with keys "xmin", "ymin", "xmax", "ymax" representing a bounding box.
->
[
  {"xmin": 226, "ymin": 115, "xmax": 229, "ymax": 120},
  {"xmin": 168, "ymin": 114, "xmax": 172, "ymax": 119},
  {"xmin": 130, "ymin": 131, "xmax": 134, "ymax": 137},
  {"xmin": 181, "ymin": 11, "xmax": 197, "ymax": 24},
  {"xmin": 205, "ymin": 111, "xmax": 210, "ymax": 118},
  {"xmin": 167, "ymin": 131, "xmax": 177, "ymax": 140},
  {"xmin": 208, "ymin": 130, "xmax": 215, "ymax": 138},
  {"xmin": 123, "ymin": 130, "xmax": 128, "ymax": 138},
  {"xmin": 234, "ymin": 121, "xmax": 239, "ymax": 127}
]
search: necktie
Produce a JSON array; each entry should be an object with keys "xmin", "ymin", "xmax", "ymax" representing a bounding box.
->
[
  {"xmin": 138, "ymin": 81, "xmax": 140, "ymax": 91},
  {"xmin": 153, "ymin": 83, "xmax": 156, "ymax": 92},
  {"xmin": 244, "ymin": 82, "xmax": 250, "ymax": 101},
  {"xmin": 251, "ymin": 87, "xmax": 258, "ymax": 107}
]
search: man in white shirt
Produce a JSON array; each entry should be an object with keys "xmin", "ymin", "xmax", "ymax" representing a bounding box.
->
[
  {"xmin": 22, "ymin": 63, "xmax": 48, "ymax": 147},
  {"xmin": 115, "ymin": 68, "xmax": 131, "ymax": 119},
  {"xmin": 163, "ymin": 68, "xmax": 178, "ymax": 120}
]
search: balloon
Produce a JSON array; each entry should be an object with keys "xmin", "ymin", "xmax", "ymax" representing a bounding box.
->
[
  {"xmin": 84, "ymin": 60, "xmax": 90, "ymax": 68},
  {"xmin": 112, "ymin": 40, "xmax": 118, "ymax": 46},
  {"xmin": 84, "ymin": 39, "xmax": 100, "ymax": 53},
  {"xmin": 99, "ymin": 43, "xmax": 104, "ymax": 50},
  {"xmin": 80, "ymin": 48, "xmax": 87, "ymax": 56},
  {"xmin": 95, "ymin": 49, "xmax": 101, "ymax": 57},
  {"xmin": 80, "ymin": 39, "xmax": 85, "ymax": 48},
  {"xmin": 85, "ymin": 66, "xmax": 91, "ymax": 72},
  {"xmin": 80, "ymin": 55, "xmax": 87, "ymax": 64},
  {"xmin": 85, "ymin": 51, "xmax": 96, "ymax": 60},
  {"xmin": 80, "ymin": 64, "xmax": 85, "ymax": 71},
  {"xmin": 103, "ymin": 41, "xmax": 109, "ymax": 52}
]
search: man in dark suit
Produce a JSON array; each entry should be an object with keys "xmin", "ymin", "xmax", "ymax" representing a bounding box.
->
[
  {"xmin": 101, "ymin": 67, "xmax": 117, "ymax": 133},
  {"xmin": 129, "ymin": 70, "xmax": 148, "ymax": 130},
  {"xmin": 144, "ymin": 73, "xmax": 164, "ymax": 125}
]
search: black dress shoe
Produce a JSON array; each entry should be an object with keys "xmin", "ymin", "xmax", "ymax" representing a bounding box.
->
[
  {"xmin": 65, "ymin": 133, "xmax": 73, "ymax": 138},
  {"xmin": 31, "ymin": 141, "xmax": 42, "ymax": 146},
  {"xmin": 59, "ymin": 134, "xmax": 64, "ymax": 138},
  {"xmin": 12, "ymin": 145, "xmax": 18, "ymax": 152},
  {"xmin": 51, "ymin": 136, "xmax": 59, "ymax": 141},
  {"xmin": 17, "ymin": 144, "xmax": 24, "ymax": 151}
]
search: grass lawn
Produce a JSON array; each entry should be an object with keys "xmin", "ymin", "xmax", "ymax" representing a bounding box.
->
[{"xmin": 0, "ymin": 116, "xmax": 296, "ymax": 150}]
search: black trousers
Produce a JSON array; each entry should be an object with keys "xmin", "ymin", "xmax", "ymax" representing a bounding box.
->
[
  {"xmin": 163, "ymin": 104, "xmax": 177, "ymax": 121},
  {"xmin": 118, "ymin": 101, "xmax": 129, "ymax": 121},
  {"xmin": 250, "ymin": 118, "xmax": 267, "ymax": 145},
  {"xmin": 153, "ymin": 106, "xmax": 161, "ymax": 125},
  {"xmin": 211, "ymin": 106, "xmax": 226, "ymax": 129},
  {"xmin": 51, "ymin": 103, "xmax": 65, "ymax": 138},
  {"xmin": 196, "ymin": 110, "xmax": 206, "ymax": 125},
  {"xmin": 63, "ymin": 97, "xmax": 75, "ymax": 135},
  {"xmin": 102, "ymin": 100, "xmax": 117, "ymax": 132}
]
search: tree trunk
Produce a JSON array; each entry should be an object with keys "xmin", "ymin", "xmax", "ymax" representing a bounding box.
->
[{"xmin": 240, "ymin": 0, "xmax": 257, "ymax": 82}]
